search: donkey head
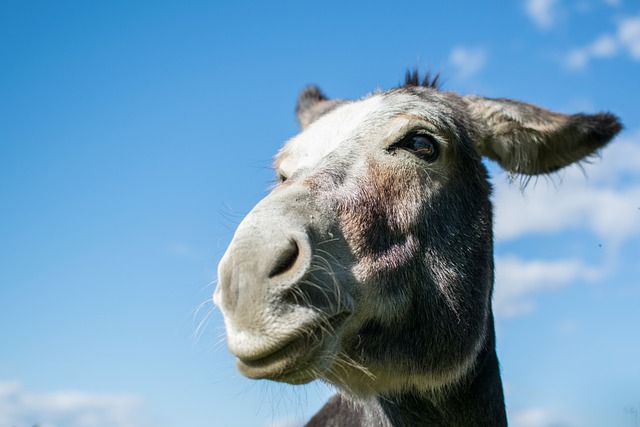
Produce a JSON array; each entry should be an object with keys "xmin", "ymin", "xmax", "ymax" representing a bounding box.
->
[{"xmin": 215, "ymin": 75, "xmax": 620, "ymax": 396}]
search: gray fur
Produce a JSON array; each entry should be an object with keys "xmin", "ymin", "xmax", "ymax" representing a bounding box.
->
[{"xmin": 215, "ymin": 78, "xmax": 621, "ymax": 426}]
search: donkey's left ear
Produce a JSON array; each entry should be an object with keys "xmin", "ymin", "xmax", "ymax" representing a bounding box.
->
[
  {"xmin": 463, "ymin": 95, "xmax": 622, "ymax": 175},
  {"xmin": 296, "ymin": 86, "xmax": 345, "ymax": 130}
]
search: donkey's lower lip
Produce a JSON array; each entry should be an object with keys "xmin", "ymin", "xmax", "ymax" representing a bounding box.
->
[
  {"xmin": 235, "ymin": 313, "xmax": 350, "ymax": 381},
  {"xmin": 236, "ymin": 335, "xmax": 309, "ymax": 380}
]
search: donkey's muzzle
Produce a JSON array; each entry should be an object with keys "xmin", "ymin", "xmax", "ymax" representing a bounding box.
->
[{"xmin": 213, "ymin": 184, "xmax": 352, "ymax": 367}]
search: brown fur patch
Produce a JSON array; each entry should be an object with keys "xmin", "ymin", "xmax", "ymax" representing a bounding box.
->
[{"xmin": 337, "ymin": 158, "xmax": 424, "ymax": 279}]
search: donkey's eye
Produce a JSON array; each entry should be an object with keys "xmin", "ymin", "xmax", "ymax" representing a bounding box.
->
[{"xmin": 395, "ymin": 133, "xmax": 439, "ymax": 161}]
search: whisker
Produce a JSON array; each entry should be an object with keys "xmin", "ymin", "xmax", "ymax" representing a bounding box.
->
[
  {"xmin": 192, "ymin": 303, "xmax": 216, "ymax": 344},
  {"xmin": 316, "ymin": 237, "xmax": 340, "ymax": 246}
]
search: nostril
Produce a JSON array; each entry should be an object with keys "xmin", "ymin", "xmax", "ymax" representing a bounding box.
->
[{"xmin": 268, "ymin": 239, "xmax": 300, "ymax": 278}]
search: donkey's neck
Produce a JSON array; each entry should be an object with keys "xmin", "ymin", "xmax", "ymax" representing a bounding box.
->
[
  {"xmin": 380, "ymin": 341, "xmax": 506, "ymax": 426},
  {"xmin": 306, "ymin": 318, "xmax": 506, "ymax": 427}
]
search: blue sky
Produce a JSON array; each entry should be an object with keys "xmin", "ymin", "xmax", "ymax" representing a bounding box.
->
[{"xmin": 1, "ymin": 1, "xmax": 639, "ymax": 426}]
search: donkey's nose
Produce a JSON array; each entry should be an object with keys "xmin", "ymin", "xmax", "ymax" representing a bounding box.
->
[{"xmin": 215, "ymin": 229, "xmax": 312, "ymax": 314}]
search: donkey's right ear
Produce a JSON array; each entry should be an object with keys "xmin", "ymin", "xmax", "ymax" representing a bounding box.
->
[{"xmin": 296, "ymin": 86, "xmax": 344, "ymax": 130}]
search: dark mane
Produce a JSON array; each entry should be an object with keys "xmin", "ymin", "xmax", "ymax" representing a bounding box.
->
[{"xmin": 404, "ymin": 69, "xmax": 441, "ymax": 89}]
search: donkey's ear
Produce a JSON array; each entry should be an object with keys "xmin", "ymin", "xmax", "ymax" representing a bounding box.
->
[
  {"xmin": 463, "ymin": 95, "xmax": 622, "ymax": 175},
  {"xmin": 296, "ymin": 86, "xmax": 345, "ymax": 130}
]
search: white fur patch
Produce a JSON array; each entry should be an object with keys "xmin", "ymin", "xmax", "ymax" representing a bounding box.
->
[{"xmin": 278, "ymin": 95, "xmax": 384, "ymax": 178}]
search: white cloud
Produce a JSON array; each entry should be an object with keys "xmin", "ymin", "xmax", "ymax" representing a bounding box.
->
[
  {"xmin": 590, "ymin": 34, "xmax": 619, "ymax": 56},
  {"xmin": 509, "ymin": 407, "xmax": 575, "ymax": 427},
  {"xmin": 169, "ymin": 242, "xmax": 204, "ymax": 262},
  {"xmin": 565, "ymin": 35, "xmax": 617, "ymax": 68},
  {"xmin": 0, "ymin": 381, "xmax": 150, "ymax": 427},
  {"xmin": 494, "ymin": 178, "xmax": 640, "ymax": 243},
  {"xmin": 586, "ymin": 129, "xmax": 640, "ymax": 183},
  {"xmin": 565, "ymin": 50, "xmax": 590, "ymax": 69},
  {"xmin": 565, "ymin": 14, "xmax": 640, "ymax": 68},
  {"xmin": 510, "ymin": 407, "xmax": 552, "ymax": 427},
  {"xmin": 492, "ymin": 131, "xmax": 640, "ymax": 244},
  {"xmin": 449, "ymin": 46, "xmax": 488, "ymax": 79},
  {"xmin": 525, "ymin": 0, "xmax": 560, "ymax": 29},
  {"xmin": 618, "ymin": 15, "xmax": 640, "ymax": 59},
  {"xmin": 493, "ymin": 256, "xmax": 597, "ymax": 317},
  {"xmin": 557, "ymin": 319, "xmax": 580, "ymax": 335},
  {"xmin": 491, "ymin": 130, "xmax": 640, "ymax": 318}
]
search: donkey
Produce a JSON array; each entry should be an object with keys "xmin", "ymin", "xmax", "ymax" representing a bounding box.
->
[{"xmin": 214, "ymin": 72, "xmax": 621, "ymax": 426}]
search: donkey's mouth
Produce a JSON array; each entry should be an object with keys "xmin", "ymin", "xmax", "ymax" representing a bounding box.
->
[
  {"xmin": 235, "ymin": 313, "xmax": 350, "ymax": 383},
  {"xmin": 236, "ymin": 335, "xmax": 312, "ymax": 382}
]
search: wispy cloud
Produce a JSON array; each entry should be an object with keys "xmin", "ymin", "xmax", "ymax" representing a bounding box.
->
[
  {"xmin": 493, "ymin": 256, "xmax": 598, "ymax": 318},
  {"xmin": 493, "ymin": 130, "xmax": 640, "ymax": 244},
  {"xmin": 510, "ymin": 407, "xmax": 553, "ymax": 427},
  {"xmin": 525, "ymin": 0, "xmax": 560, "ymax": 29},
  {"xmin": 565, "ymin": 14, "xmax": 640, "ymax": 68},
  {"xmin": 619, "ymin": 15, "xmax": 640, "ymax": 57},
  {"xmin": 448, "ymin": 46, "xmax": 488, "ymax": 79},
  {"xmin": 509, "ymin": 406, "xmax": 576, "ymax": 427},
  {"xmin": 492, "ymin": 129, "xmax": 640, "ymax": 317},
  {"xmin": 169, "ymin": 242, "xmax": 204, "ymax": 262},
  {"xmin": 0, "ymin": 381, "xmax": 150, "ymax": 427}
]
